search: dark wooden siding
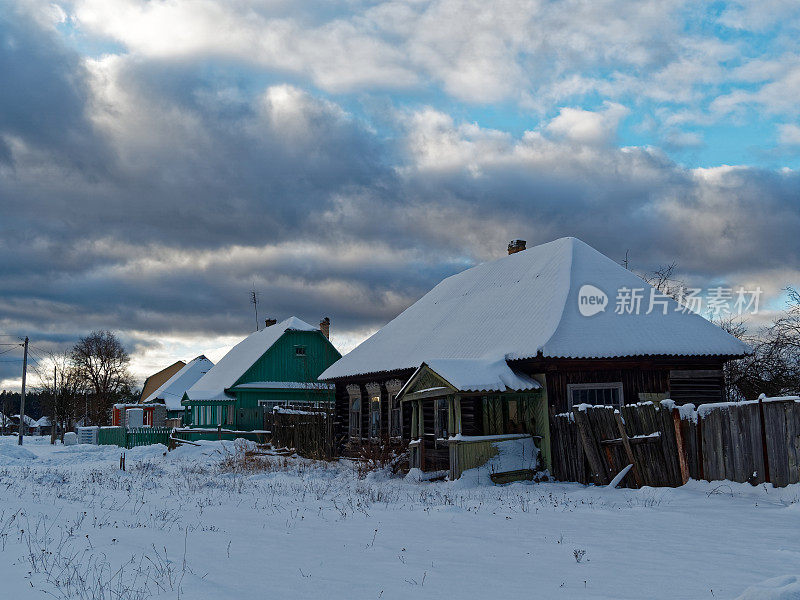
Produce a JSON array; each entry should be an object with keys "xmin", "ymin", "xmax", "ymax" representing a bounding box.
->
[
  {"xmin": 669, "ymin": 369, "xmax": 724, "ymax": 405},
  {"xmin": 511, "ymin": 356, "xmax": 728, "ymax": 414}
]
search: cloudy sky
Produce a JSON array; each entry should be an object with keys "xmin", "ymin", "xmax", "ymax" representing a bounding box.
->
[{"xmin": 1, "ymin": 0, "xmax": 799, "ymax": 389}]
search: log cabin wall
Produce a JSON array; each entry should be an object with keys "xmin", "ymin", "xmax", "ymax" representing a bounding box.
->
[
  {"xmin": 332, "ymin": 369, "xmax": 415, "ymax": 453},
  {"xmin": 510, "ymin": 356, "xmax": 728, "ymax": 414}
]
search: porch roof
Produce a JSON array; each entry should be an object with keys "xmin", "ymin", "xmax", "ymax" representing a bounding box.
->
[{"xmin": 399, "ymin": 358, "xmax": 541, "ymax": 400}]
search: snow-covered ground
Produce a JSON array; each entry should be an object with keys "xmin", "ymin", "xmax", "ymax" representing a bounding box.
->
[{"xmin": 0, "ymin": 436, "xmax": 798, "ymax": 600}]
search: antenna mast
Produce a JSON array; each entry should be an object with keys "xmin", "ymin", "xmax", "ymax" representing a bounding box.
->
[{"xmin": 250, "ymin": 284, "xmax": 260, "ymax": 331}]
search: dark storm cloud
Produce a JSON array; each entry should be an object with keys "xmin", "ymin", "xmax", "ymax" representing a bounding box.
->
[
  {"xmin": 0, "ymin": 6, "xmax": 104, "ymax": 169},
  {"xmin": 0, "ymin": 8, "xmax": 799, "ymax": 387}
]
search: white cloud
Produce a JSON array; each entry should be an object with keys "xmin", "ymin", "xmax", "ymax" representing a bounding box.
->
[
  {"xmin": 778, "ymin": 123, "xmax": 800, "ymax": 146},
  {"xmin": 545, "ymin": 102, "xmax": 629, "ymax": 145},
  {"xmin": 67, "ymin": 0, "xmax": 740, "ymax": 111}
]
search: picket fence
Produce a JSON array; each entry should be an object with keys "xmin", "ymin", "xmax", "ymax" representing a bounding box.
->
[
  {"xmin": 97, "ymin": 426, "xmax": 172, "ymax": 449},
  {"xmin": 550, "ymin": 396, "xmax": 800, "ymax": 488}
]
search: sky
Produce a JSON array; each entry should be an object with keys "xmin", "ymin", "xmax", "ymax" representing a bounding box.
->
[{"xmin": 0, "ymin": 0, "xmax": 799, "ymax": 390}]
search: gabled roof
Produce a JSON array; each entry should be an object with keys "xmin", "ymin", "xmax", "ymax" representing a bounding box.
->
[
  {"xmin": 139, "ymin": 360, "xmax": 186, "ymax": 402},
  {"xmin": 184, "ymin": 317, "xmax": 319, "ymax": 402},
  {"xmin": 320, "ymin": 237, "xmax": 752, "ymax": 380},
  {"xmin": 398, "ymin": 359, "xmax": 542, "ymax": 399},
  {"xmin": 143, "ymin": 355, "xmax": 215, "ymax": 410}
]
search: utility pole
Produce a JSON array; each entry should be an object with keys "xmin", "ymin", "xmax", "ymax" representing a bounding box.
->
[
  {"xmin": 18, "ymin": 337, "xmax": 28, "ymax": 446},
  {"xmin": 51, "ymin": 364, "xmax": 58, "ymax": 444}
]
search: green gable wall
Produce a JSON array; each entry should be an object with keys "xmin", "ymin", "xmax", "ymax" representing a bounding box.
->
[
  {"xmin": 235, "ymin": 330, "xmax": 341, "ymax": 387},
  {"xmin": 183, "ymin": 329, "xmax": 341, "ymax": 431}
]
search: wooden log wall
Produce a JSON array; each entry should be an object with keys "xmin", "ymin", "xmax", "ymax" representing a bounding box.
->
[{"xmin": 550, "ymin": 398, "xmax": 800, "ymax": 488}]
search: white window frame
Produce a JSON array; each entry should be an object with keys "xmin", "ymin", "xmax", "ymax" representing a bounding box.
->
[
  {"xmin": 567, "ymin": 382, "xmax": 624, "ymax": 409},
  {"xmin": 346, "ymin": 384, "xmax": 361, "ymax": 440},
  {"xmin": 386, "ymin": 379, "xmax": 403, "ymax": 439},
  {"xmin": 366, "ymin": 383, "xmax": 381, "ymax": 440}
]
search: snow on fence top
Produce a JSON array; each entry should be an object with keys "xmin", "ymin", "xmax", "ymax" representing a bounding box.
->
[
  {"xmin": 321, "ymin": 237, "xmax": 751, "ymax": 381},
  {"xmin": 695, "ymin": 395, "xmax": 800, "ymax": 418},
  {"xmin": 564, "ymin": 395, "xmax": 799, "ymax": 423}
]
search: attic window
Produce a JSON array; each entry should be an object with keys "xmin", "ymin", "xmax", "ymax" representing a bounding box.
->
[{"xmin": 295, "ymin": 346, "xmax": 307, "ymax": 357}]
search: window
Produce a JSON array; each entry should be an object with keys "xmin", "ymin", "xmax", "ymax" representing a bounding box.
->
[
  {"xmin": 366, "ymin": 383, "xmax": 381, "ymax": 439},
  {"xmin": 389, "ymin": 393, "xmax": 401, "ymax": 437},
  {"xmin": 368, "ymin": 396, "xmax": 381, "ymax": 438},
  {"xmin": 346, "ymin": 385, "xmax": 361, "ymax": 440},
  {"xmin": 295, "ymin": 346, "xmax": 306, "ymax": 357},
  {"xmin": 386, "ymin": 379, "xmax": 403, "ymax": 438},
  {"xmin": 435, "ymin": 398, "xmax": 449, "ymax": 440},
  {"xmin": 258, "ymin": 399, "xmax": 283, "ymax": 411},
  {"xmin": 567, "ymin": 382, "xmax": 624, "ymax": 408}
]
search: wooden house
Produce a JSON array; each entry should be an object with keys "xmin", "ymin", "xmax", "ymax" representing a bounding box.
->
[
  {"xmin": 139, "ymin": 360, "xmax": 186, "ymax": 403},
  {"xmin": 182, "ymin": 317, "xmax": 341, "ymax": 431},
  {"xmin": 142, "ymin": 355, "xmax": 214, "ymax": 425},
  {"xmin": 320, "ymin": 237, "xmax": 751, "ymax": 480}
]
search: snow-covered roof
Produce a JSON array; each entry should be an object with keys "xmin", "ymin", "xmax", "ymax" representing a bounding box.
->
[
  {"xmin": 185, "ymin": 317, "xmax": 319, "ymax": 402},
  {"xmin": 399, "ymin": 359, "xmax": 541, "ymax": 397},
  {"xmin": 321, "ymin": 237, "xmax": 752, "ymax": 380},
  {"xmin": 14, "ymin": 414, "xmax": 36, "ymax": 426},
  {"xmin": 230, "ymin": 381, "xmax": 335, "ymax": 391},
  {"xmin": 35, "ymin": 416, "xmax": 51, "ymax": 427},
  {"xmin": 143, "ymin": 355, "xmax": 215, "ymax": 409}
]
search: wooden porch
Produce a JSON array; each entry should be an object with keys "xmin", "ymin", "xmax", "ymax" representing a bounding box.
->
[{"xmin": 402, "ymin": 369, "xmax": 550, "ymax": 481}]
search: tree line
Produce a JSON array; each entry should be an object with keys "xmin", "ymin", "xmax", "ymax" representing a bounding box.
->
[{"xmin": 22, "ymin": 330, "xmax": 138, "ymax": 441}]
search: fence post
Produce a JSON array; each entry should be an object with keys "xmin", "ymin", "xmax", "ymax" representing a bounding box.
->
[
  {"xmin": 758, "ymin": 398, "xmax": 771, "ymax": 484},
  {"xmin": 613, "ymin": 412, "xmax": 642, "ymax": 488},
  {"xmin": 574, "ymin": 409, "xmax": 609, "ymax": 485},
  {"xmin": 672, "ymin": 408, "xmax": 689, "ymax": 485}
]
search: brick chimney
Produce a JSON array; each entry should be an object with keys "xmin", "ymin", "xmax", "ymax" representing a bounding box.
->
[
  {"xmin": 508, "ymin": 239, "xmax": 526, "ymax": 255},
  {"xmin": 264, "ymin": 318, "xmax": 277, "ymax": 328},
  {"xmin": 320, "ymin": 317, "xmax": 330, "ymax": 339}
]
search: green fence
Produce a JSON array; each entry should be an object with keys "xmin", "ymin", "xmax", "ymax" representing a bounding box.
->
[
  {"xmin": 98, "ymin": 426, "xmax": 127, "ymax": 446},
  {"xmin": 97, "ymin": 426, "xmax": 172, "ymax": 449},
  {"xmin": 127, "ymin": 427, "xmax": 172, "ymax": 448}
]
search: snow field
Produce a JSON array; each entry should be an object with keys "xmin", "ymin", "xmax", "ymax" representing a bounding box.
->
[{"xmin": 0, "ymin": 435, "xmax": 798, "ymax": 599}]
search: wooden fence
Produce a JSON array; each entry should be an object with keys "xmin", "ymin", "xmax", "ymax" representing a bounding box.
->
[
  {"xmin": 97, "ymin": 426, "xmax": 172, "ymax": 449},
  {"xmin": 270, "ymin": 406, "xmax": 334, "ymax": 459},
  {"xmin": 550, "ymin": 396, "xmax": 800, "ymax": 488}
]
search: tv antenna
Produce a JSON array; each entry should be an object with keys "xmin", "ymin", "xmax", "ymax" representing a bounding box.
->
[{"xmin": 250, "ymin": 284, "xmax": 260, "ymax": 331}]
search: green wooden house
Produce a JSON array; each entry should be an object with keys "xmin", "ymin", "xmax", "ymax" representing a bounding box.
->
[{"xmin": 181, "ymin": 317, "xmax": 340, "ymax": 433}]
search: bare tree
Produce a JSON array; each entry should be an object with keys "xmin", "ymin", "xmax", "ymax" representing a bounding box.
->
[
  {"xmin": 722, "ymin": 288, "xmax": 800, "ymax": 400},
  {"xmin": 72, "ymin": 331, "xmax": 133, "ymax": 425},
  {"xmin": 36, "ymin": 352, "xmax": 86, "ymax": 442},
  {"xmin": 640, "ymin": 262, "xmax": 686, "ymax": 302}
]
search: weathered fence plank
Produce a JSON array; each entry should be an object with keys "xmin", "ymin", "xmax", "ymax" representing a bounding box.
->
[
  {"xmin": 550, "ymin": 397, "xmax": 799, "ymax": 488},
  {"xmin": 763, "ymin": 401, "xmax": 789, "ymax": 487},
  {"xmin": 787, "ymin": 402, "xmax": 800, "ymax": 485},
  {"xmin": 574, "ymin": 409, "xmax": 609, "ymax": 485}
]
